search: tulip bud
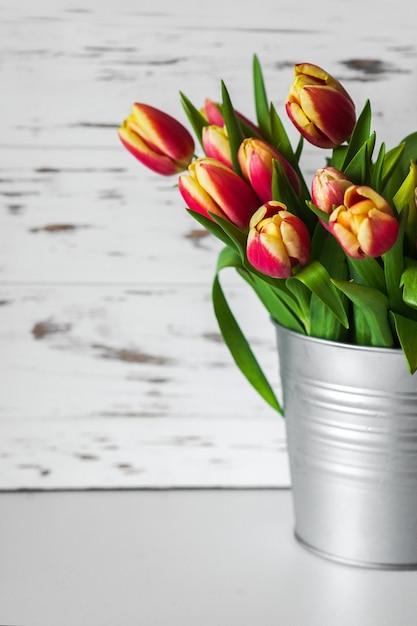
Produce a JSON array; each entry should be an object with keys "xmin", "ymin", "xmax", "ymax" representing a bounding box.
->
[
  {"xmin": 178, "ymin": 158, "xmax": 260, "ymax": 228},
  {"xmin": 118, "ymin": 103, "xmax": 195, "ymax": 176},
  {"xmin": 246, "ymin": 201, "xmax": 311, "ymax": 278},
  {"xmin": 201, "ymin": 99, "xmax": 262, "ymax": 137},
  {"xmin": 311, "ymin": 167, "xmax": 353, "ymax": 214},
  {"xmin": 238, "ymin": 138, "xmax": 301, "ymax": 203},
  {"xmin": 286, "ymin": 63, "xmax": 356, "ymax": 149},
  {"xmin": 202, "ymin": 125, "xmax": 233, "ymax": 168},
  {"xmin": 329, "ymin": 185, "xmax": 399, "ymax": 259}
]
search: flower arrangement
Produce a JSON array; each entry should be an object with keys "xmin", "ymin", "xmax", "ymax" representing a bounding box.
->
[{"xmin": 118, "ymin": 56, "xmax": 417, "ymax": 414}]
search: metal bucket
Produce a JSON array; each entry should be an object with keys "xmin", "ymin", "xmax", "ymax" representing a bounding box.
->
[{"xmin": 274, "ymin": 323, "xmax": 417, "ymax": 569}]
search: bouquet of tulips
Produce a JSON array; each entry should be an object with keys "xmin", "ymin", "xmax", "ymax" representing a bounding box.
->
[{"xmin": 118, "ymin": 57, "xmax": 417, "ymax": 413}]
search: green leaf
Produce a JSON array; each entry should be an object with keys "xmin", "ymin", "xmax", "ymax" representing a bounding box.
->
[
  {"xmin": 370, "ymin": 142, "xmax": 385, "ymax": 193},
  {"xmin": 390, "ymin": 311, "xmax": 417, "ymax": 374},
  {"xmin": 180, "ymin": 91, "xmax": 208, "ymax": 149},
  {"xmin": 285, "ymin": 278, "xmax": 311, "ymax": 332},
  {"xmin": 185, "ymin": 209, "xmax": 237, "ymax": 250},
  {"xmin": 269, "ymin": 103, "xmax": 295, "ymax": 165},
  {"xmin": 273, "ymin": 163, "xmax": 315, "ymax": 232},
  {"xmin": 220, "ymin": 81, "xmax": 245, "ymax": 174},
  {"xmin": 293, "ymin": 261, "xmax": 349, "ymax": 328},
  {"xmin": 239, "ymin": 270, "xmax": 306, "ymax": 333},
  {"xmin": 347, "ymin": 256, "xmax": 387, "ymax": 294},
  {"xmin": 380, "ymin": 142, "xmax": 406, "ymax": 191},
  {"xmin": 209, "ymin": 211, "xmax": 247, "ymax": 258},
  {"xmin": 252, "ymin": 54, "xmax": 271, "ymax": 141},
  {"xmin": 383, "ymin": 207, "xmax": 409, "ymax": 315},
  {"xmin": 213, "ymin": 247, "xmax": 283, "ymax": 413},
  {"xmin": 400, "ymin": 259, "xmax": 417, "ymax": 309},
  {"xmin": 305, "ymin": 200, "xmax": 330, "ymax": 226},
  {"xmin": 386, "ymin": 131, "xmax": 417, "ymax": 197},
  {"xmin": 340, "ymin": 99, "xmax": 372, "ymax": 171},
  {"xmin": 332, "ymin": 279, "xmax": 394, "ymax": 347},
  {"xmin": 393, "ymin": 161, "xmax": 417, "ymax": 256},
  {"xmin": 308, "ymin": 229, "xmax": 349, "ymax": 340},
  {"xmin": 343, "ymin": 133, "xmax": 376, "ymax": 185}
]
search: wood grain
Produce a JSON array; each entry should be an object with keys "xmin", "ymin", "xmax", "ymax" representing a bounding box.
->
[{"xmin": 1, "ymin": 0, "xmax": 416, "ymax": 488}]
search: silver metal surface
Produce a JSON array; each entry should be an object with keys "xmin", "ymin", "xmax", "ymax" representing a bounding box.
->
[{"xmin": 275, "ymin": 324, "xmax": 417, "ymax": 569}]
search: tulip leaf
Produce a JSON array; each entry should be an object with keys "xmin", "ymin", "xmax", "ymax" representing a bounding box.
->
[
  {"xmin": 370, "ymin": 142, "xmax": 385, "ymax": 193},
  {"xmin": 390, "ymin": 311, "xmax": 417, "ymax": 375},
  {"xmin": 383, "ymin": 207, "xmax": 410, "ymax": 315},
  {"xmin": 180, "ymin": 91, "xmax": 208, "ymax": 149},
  {"xmin": 341, "ymin": 99, "xmax": 372, "ymax": 171},
  {"xmin": 347, "ymin": 256, "xmax": 387, "ymax": 294},
  {"xmin": 400, "ymin": 260, "xmax": 417, "ymax": 310},
  {"xmin": 331, "ymin": 144, "xmax": 349, "ymax": 171},
  {"xmin": 252, "ymin": 54, "xmax": 271, "ymax": 140},
  {"xmin": 305, "ymin": 200, "xmax": 330, "ymax": 226},
  {"xmin": 380, "ymin": 142, "xmax": 406, "ymax": 191},
  {"xmin": 272, "ymin": 161, "xmax": 315, "ymax": 232},
  {"xmin": 239, "ymin": 270, "xmax": 306, "ymax": 334},
  {"xmin": 213, "ymin": 246, "xmax": 283, "ymax": 413},
  {"xmin": 332, "ymin": 279, "xmax": 394, "ymax": 347},
  {"xmin": 343, "ymin": 134, "xmax": 375, "ymax": 185},
  {"xmin": 386, "ymin": 132, "xmax": 417, "ymax": 198},
  {"xmin": 293, "ymin": 261, "xmax": 349, "ymax": 328},
  {"xmin": 393, "ymin": 161, "xmax": 417, "ymax": 256},
  {"xmin": 285, "ymin": 279, "xmax": 311, "ymax": 331},
  {"xmin": 308, "ymin": 229, "xmax": 349, "ymax": 340},
  {"xmin": 269, "ymin": 103, "xmax": 295, "ymax": 165},
  {"xmin": 185, "ymin": 209, "xmax": 238, "ymax": 250},
  {"xmin": 209, "ymin": 211, "xmax": 247, "ymax": 259},
  {"xmin": 220, "ymin": 81, "xmax": 245, "ymax": 174}
]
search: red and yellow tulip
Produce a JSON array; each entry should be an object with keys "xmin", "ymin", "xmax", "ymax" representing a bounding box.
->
[
  {"xmin": 286, "ymin": 63, "xmax": 356, "ymax": 149},
  {"xmin": 238, "ymin": 138, "xmax": 301, "ymax": 203},
  {"xmin": 178, "ymin": 158, "xmax": 260, "ymax": 228},
  {"xmin": 311, "ymin": 166, "xmax": 353, "ymax": 215},
  {"xmin": 118, "ymin": 103, "xmax": 195, "ymax": 175},
  {"xmin": 328, "ymin": 185, "xmax": 399, "ymax": 259},
  {"xmin": 202, "ymin": 125, "xmax": 233, "ymax": 168},
  {"xmin": 246, "ymin": 201, "xmax": 311, "ymax": 278}
]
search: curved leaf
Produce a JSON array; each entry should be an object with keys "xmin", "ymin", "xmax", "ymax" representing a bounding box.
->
[
  {"xmin": 293, "ymin": 261, "xmax": 349, "ymax": 328},
  {"xmin": 332, "ymin": 279, "xmax": 394, "ymax": 347},
  {"xmin": 391, "ymin": 311, "xmax": 417, "ymax": 374},
  {"xmin": 213, "ymin": 247, "xmax": 283, "ymax": 413}
]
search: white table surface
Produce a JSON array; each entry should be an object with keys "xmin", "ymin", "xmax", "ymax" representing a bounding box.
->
[{"xmin": 2, "ymin": 489, "xmax": 417, "ymax": 626}]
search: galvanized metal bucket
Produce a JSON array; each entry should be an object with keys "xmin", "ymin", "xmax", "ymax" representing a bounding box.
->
[{"xmin": 274, "ymin": 323, "xmax": 417, "ymax": 569}]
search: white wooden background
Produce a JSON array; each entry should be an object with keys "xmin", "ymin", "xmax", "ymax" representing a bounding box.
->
[{"xmin": 1, "ymin": 0, "xmax": 416, "ymax": 489}]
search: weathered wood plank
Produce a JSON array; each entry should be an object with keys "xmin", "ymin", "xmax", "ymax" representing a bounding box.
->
[{"xmin": 1, "ymin": 0, "xmax": 416, "ymax": 488}]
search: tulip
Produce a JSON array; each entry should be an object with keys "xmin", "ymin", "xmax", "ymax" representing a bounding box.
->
[
  {"xmin": 328, "ymin": 185, "xmax": 399, "ymax": 259},
  {"xmin": 286, "ymin": 63, "xmax": 356, "ymax": 149},
  {"xmin": 201, "ymin": 98, "xmax": 262, "ymax": 137},
  {"xmin": 118, "ymin": 103, "xmax": 195, "ymax": 176},
  {"xmin": 311, "ymin": 167, "xmax": 353, "ymax": 214},
  {"xmin": 178, "ymin": 158, "xmax": 260, "ymax": 228},
  {"xmin": 202, "ymin": 125, "xmax": 233, "ymax": 168},
  {"xmin": 246, "ymin": 201, "xmax": 311, "ymax": 278},
  {"xmin": 238, "ymin": 138, "xmax": 301, "ymax": 202}
]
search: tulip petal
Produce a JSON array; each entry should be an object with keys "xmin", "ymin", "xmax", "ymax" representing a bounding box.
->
[
  {"xmin": 118, "ymin": 125, "xmax": 183, "ymax": 176},
  {"xmin": 285, "ymin": 102, "xmax": 335, "ymax": 149},
  {"xmin": 330, "ymin": 221, "xmax": 364, "ymax": 259},
  {"xmin": 130, "ymin": 104, "xmax": 194, "ymax": 164},
  {"xmin": 300, "ymin": 86, "xmax": 357, "ymax": 146},
  {"xmin": 194, "ymin": 160, "xmax": 259, "ymax": 228},
  {"xmin": 357, "ymin": 210, "xmax": 399, "ymax": 257},
  {"xmin": 247, "ymin": 229, "xmax": 292, "ymax": 278},
  {"xmin": 178, "ymin": 174, "xmax": 225, "ymax": 221}
]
